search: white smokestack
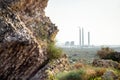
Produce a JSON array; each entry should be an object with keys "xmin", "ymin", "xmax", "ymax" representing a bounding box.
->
[
  {"xmin": 88, "ymin": 32, "xmax": 90, "ymax": 46},
  {"xmin": 82, "ymin": 27, "xmax": 84, "ymax": 46},
  {"xmin": 79, "ymin": 27, "xmax": 81, "ymax": 46}
]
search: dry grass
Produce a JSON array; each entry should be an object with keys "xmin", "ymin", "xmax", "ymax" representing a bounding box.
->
[
  {"xmin": 74, "ymin": 62, "xmax": 85, "ymax": 69},
  {"xmin": 95, "ymin": 67, "xmax": 106, "ymax": 76},
  {"xmin": 86, "ymin": 68, "xmax": 96, "ymax": 76}
]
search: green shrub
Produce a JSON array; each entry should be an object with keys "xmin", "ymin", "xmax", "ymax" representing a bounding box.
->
[
  {"xmin": 47, "ymin": 42, "xmax": 62, "ymax": 60},
  {"xmin": 103, "ymin": 52, "xmax": 120, "ymax": 62},
  {"xmin": 97, "ymin": 47, "xmax": 115, "ymax": 59},
  {"xmin": 89, "ymin": 77, "xmax": 102, "ymax": 80},
  {"xmin": 56, "ymin": 69, "xmax": 85, "ymax": 80},
  {"xmin": 47, "ymin": 70, "xmax": 58, "ymax": 80},
  {"xmin": 97, "ymin": 47, "xmax": 120, "ymax": 62}
]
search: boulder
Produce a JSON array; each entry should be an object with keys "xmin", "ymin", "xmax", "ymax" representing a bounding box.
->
[
  {"xmin": 102, "ymin": 70, "xmax": 119, "ymax": 80},
  {"xmin": 93, "ymin": 59, "xmax": 120, "ymax": 70}
]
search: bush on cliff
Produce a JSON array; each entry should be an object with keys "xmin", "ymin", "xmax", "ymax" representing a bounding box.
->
[{"xmin": 47, "ymin": 42, "xmax": 62, "ymax": 60}]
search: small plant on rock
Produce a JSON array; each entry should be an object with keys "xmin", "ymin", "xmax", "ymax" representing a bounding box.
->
[{"xmin": 47, "ymin": 42, "xmax": 63, "ymax": 60}]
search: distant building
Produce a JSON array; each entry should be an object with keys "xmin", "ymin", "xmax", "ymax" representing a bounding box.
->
[
  {"xmin": 65, "ymin": 41, "xmax": 70, "ymax": 46},
  {"xmin": 70, "ymin": 41, "xmax": 75, "ymax": 46}
]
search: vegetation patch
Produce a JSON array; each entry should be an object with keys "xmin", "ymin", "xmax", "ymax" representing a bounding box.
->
[
  {"xmin": 47, "ymin": 47, "xmax": 120, "ymax": 80},
  {"xmin": 97, "ymin": 47, "xmax": 115, "ymax": 59},
  {"xmin": 47, "ymin": 42, "xmax": 63, "ymax": 60},
  {"xmin": 56, "ymin": 69, "xmax": 85, "ymax": 80},
  {"xmin": 54, "ymin": 66, "xmax": 108, "ymax": 80},
  {"xmin": 97, "ymin": 47, "xmax": 120, "ymax": 62}
]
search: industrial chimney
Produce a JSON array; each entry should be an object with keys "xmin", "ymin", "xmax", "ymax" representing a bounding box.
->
[
  {"xmin": 88, "ymin": 32, "xmax": 90, "ymax": 46},
  {"xmin": 82, "ymin": 27, "xmax": 84, "ymax": 46},
  {"xmin": 79, "ymin": 27, "xmax": 81, "ymax": 46}
]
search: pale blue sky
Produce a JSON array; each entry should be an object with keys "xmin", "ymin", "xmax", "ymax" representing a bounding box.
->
[{"xmin": 45, "ymin": 0, "xmax": 120, "ymax": 45}]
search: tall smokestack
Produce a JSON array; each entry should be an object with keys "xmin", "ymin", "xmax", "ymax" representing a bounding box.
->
[
  {"xmin": 79, "ymin": 27, "xmax": 81, "ymax": 46},
  {"xmin": 82, "ymin": 27, "xmax": 84, "ymax": 46},
  {"xmin": 88, "ymin": 32, "xmax": 90, "ymax": 46}
]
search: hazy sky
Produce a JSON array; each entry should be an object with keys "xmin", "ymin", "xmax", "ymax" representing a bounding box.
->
[{"xmin": 45, "ymin": 0, "xmax": 120, "ymax": 45}]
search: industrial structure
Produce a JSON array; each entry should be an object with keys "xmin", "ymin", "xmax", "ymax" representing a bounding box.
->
[
  {"xmin": 64, "ymin": 27, "xmax": 91, "ymax": 48},
  {"xmin": 79, "ymin": 27, "xmax": 81, "ymax": 46},
  {"xmin": 88, "ymin": 32, "xmax": 90, "ymax": 46},
  {"xmin": 82, "ymin": 27, "xmax": 84, "ymax": 46},
  {"xmin": 79, "ymin": 27, "xmax": 90, "ymax": 47}
]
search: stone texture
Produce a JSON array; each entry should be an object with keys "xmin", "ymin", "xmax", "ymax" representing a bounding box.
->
[
  {"xmin": 0, "ymin": 0, "xmax": 58, "ymax": 80},
  {"xmin": 102, "ymin": 70, "xmax": 119, "ymax": 80},
  {"xmin": 30, "ymin": 54, "xmax": 70, "ymax": 80},
  {"xmin": 92, "ymin": 59, "xmax": 120, "ymax": 70}
]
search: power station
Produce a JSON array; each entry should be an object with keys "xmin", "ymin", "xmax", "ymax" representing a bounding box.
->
[
  {"xmin": 64, "ymin": 27, "xmax": 91, "ymax": 48},
  {"xmin": 79, "ymin": 27, "xmax": 90, "ymax": 47}
]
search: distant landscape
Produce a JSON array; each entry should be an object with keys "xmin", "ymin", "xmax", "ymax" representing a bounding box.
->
[
  {"xmin": 62, "ymin": 47, "xmax": 99, "ymax": 64},
  {"xmin": 62, "ymin": 46, "xmax": 120, "ymax": 64}
]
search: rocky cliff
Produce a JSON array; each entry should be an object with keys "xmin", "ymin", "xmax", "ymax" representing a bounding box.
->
[{"xmin": 0, "ymin": 0, "xmax": 59, "ymax": 80}]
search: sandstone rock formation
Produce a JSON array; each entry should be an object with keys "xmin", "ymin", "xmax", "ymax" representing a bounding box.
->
[{"xmin": 0, "ymin": 0, "xmax": 59, "ymax": 80}]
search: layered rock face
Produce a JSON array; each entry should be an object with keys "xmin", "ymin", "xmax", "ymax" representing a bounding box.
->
[
  {"xmin": 0, "ymin": 0, "xmax": 58, "ymax": 80},
  {"xmin": 31, "ymin": 54, "xmax": 70, "ymax": 80}
]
